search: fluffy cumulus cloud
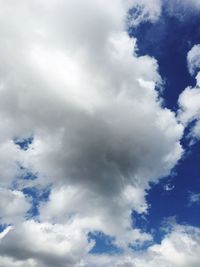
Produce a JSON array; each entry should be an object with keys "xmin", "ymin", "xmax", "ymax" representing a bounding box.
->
[
  {"xmin": 0, "ymin": 0, "xmax": 197, "ymax": 266},
  {"xmin": 178, "ymin": 45, "xmax": 200, "ymax": 140}
]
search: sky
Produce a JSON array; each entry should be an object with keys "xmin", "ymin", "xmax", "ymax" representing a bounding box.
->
[{"xmin": 0, "ymin": 0, "xmax": 200, "ymax": 266}]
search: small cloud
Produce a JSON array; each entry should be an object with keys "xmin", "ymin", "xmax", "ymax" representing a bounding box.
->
[
  {"xmin": 163, "ymin": 183, "xmax": 175, "ymax": 192},
  {"xmin": 188, "ymin": 192, "xmax": 200, "ymax": 205}
]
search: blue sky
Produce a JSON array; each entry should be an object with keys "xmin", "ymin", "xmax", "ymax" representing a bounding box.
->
[{"xmin": 0, "ymin": 1, "xmax": 200, "ymax": 267}]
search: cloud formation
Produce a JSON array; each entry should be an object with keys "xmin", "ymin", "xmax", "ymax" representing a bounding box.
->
[
  {"xmin": 0, "ymin": 0, "xmax": 197, "ymax": 266},
  {"xmin": 1, "ymin": 223, "xmax": 199, "ymax": 267}
]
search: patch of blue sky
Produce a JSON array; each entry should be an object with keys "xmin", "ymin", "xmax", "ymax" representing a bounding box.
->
[
  {"xmin": 10, "ymin": 165, "xmax": 38, "ymax": 192},
  {"xmin": 23, "ymin": 186, "xmax": 51, "ymax": 219},
  {"xmin": 13, "ymin": 136, "xmax": 33, "ymax": 151},
  {"xmin": 88, "ymin": 231, "xmax": 123, "ymax": 254}
]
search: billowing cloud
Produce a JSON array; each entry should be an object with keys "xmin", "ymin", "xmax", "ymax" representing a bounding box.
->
[{"xmin": 0, "ymin": 0, "xmax": 194, "ymax": 266}]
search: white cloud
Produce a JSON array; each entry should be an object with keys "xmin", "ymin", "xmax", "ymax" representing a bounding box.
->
[
  {"xmin": 178, "ymin": 83, "xmax": 200, "ymax": 125},
  {"xmin": 0, "ymin": 138, "xmax": 28, "ymax": 187},
  {"xmin": 0, "ymin": 1, "xmax": 183, "ymax": 190},
  {"xmin": 0, "ymin": 189, "xmax": 30, "ymax": 224},
  {"xmin": 187, "ymin": 45, "xmax": 200, "ymax": 76},
  {"xmin": 0, "ymin": 1, "xmax": 183, "ymax": 245},
  {"xmin": 0, "ymin": 0, "xmax": 192, "ymax": 266}
]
